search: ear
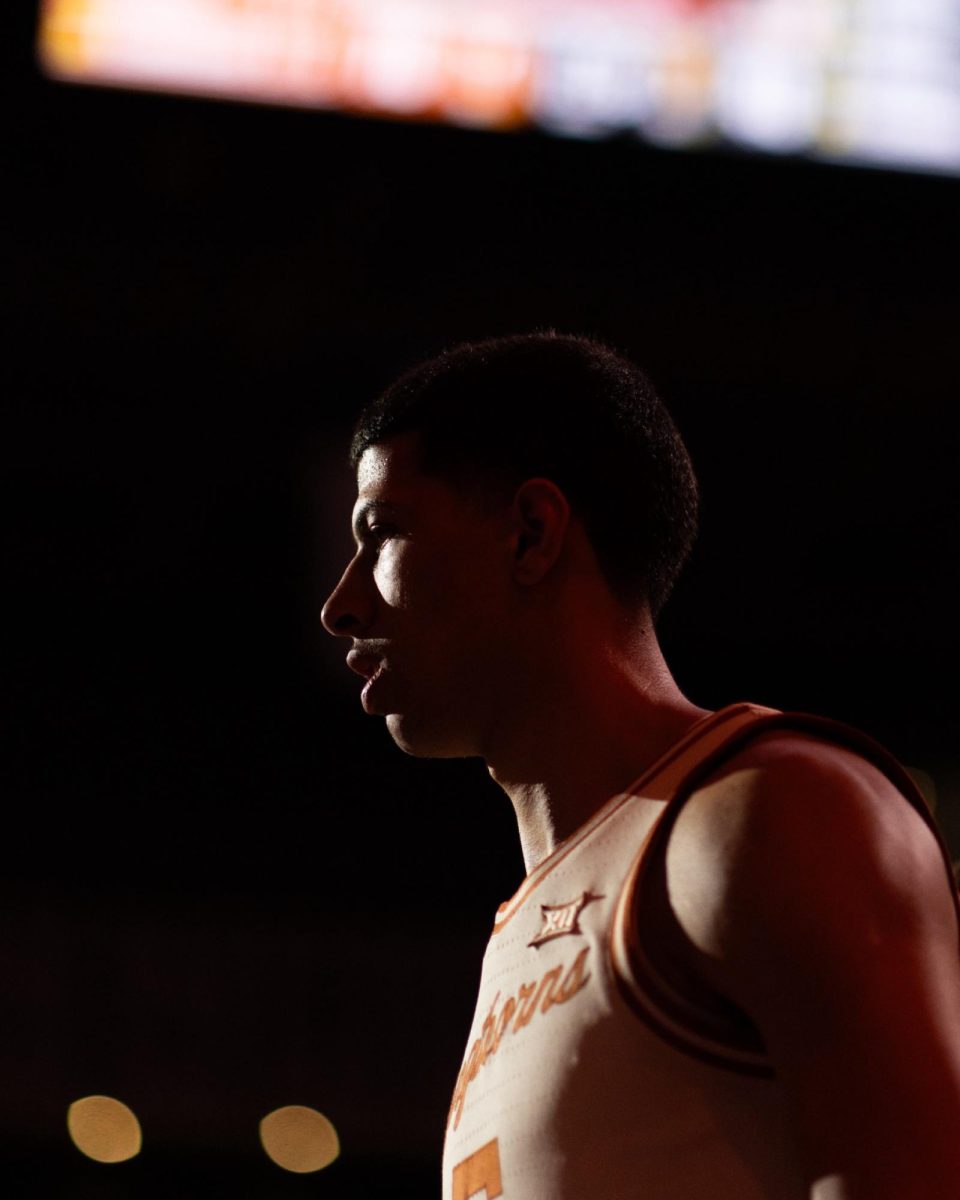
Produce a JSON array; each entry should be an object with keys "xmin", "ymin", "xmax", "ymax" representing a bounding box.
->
[{"xmin": 510, "ymin": 478, "xmax": 572, "ymax": 587}]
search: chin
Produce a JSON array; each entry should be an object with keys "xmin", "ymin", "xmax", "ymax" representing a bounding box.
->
[{"xmin": 385, "ymin": 712, "xmax": 478, "ymax": 760}]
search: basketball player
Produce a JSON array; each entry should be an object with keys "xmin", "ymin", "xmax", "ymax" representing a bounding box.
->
[{"xmin": 321, "ymin": 334, "xmax": 960, "ymax": 1199}]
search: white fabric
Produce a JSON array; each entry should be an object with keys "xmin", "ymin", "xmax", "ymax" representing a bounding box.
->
[{"xmin": 442, "ymin": 704, "xmax": 808, "ymax": 1200}]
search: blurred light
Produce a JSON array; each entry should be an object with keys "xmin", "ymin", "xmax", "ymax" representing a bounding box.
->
[
  {"xmin": 832, "ymin": 72, "xmax": 960, "ymax": 170},
  {"xmin": 646, "ymin": 23, "xmax": 715, "ymax": 144},
  {"xmin": 260, "ymin": 1105, "xmax": 340, "ymax": 1173},
  {"xmin": 36, "ymin": 0, "xmax": 960, "ymax": 175},
  {"xmin": 340, "ymin": 8, "xmax": 443, "ymax": 116},
  {"xmin": 533, "ymin": 18, "xmax": 656, "ymax": 137},
  {"xmin": 67, "ymin": 1095, "xmax": 142, "ymax": 1164},
  {"xmin": 438, "ymin": 12, "xmax": 534, "ymax": 129},
  {"xmin": 716, "ymin": 48, "xmax": 822, "ymax": 152}
]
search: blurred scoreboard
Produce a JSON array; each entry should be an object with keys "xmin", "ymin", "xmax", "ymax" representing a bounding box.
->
[{"xmin": 38, "ymin": 0, "xmax": 960, "ymax": 173}]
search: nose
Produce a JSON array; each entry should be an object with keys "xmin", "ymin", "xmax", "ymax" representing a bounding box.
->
[{"xmin": 321, "ymin": 555, "xmax": 373, "ymax": 638}]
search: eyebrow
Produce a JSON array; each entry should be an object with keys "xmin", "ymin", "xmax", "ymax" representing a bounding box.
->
[{"xmin": 352, "ymin": 500, "xmax": 404, "ymax": 545}]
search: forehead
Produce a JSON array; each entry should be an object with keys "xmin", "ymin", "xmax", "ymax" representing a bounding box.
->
[
  {"xmin": 355, "ymin": 431, "xmax": 425, "ymax": 502},
  {"xmin": 352, "ymin": 432, "xmax": 496, "ymax": 537}
]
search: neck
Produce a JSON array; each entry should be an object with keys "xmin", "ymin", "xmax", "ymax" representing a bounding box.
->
[{"xmin": 485, "ymin": 626, "xmax": 709, "ymax": 876}]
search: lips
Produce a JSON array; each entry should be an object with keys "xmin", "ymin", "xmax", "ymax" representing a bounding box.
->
[
  {"xmin": 346, "ymin": 649, "xmax": 390, "ymax": 713},
  {"xmin": 360, "ymin": 667, "xmax": 386, "ymax": 713},
  {"xmin": 346, "ymin": 650, "xmax": 383, "ymax": 680}
]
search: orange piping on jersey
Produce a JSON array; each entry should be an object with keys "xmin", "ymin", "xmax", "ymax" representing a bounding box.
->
[
  {"xmin": 492, "ymin": 704, "xmax": 776, "ymax": 933},
  {"xmin": 610, "ymin": 709, "xmax": 960, "ymax": 1074},
  {"xmin": 611, "ymin": 959, "xmax": 775, "ymax": 1078},
  {"xmin": 611, "ymin": 817, "xmax": 773, "ymax": 1076}
]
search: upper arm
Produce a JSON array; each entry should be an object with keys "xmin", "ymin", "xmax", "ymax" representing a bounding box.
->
[{"xmin": 667, "ymin": 735, "xmax": 960, "ymax": 1198}]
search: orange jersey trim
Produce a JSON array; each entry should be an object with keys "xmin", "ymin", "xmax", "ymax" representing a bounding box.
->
[
  {"xmin": 611, "ymin": 709, "xmax": 960, "ymax": 1075},
  {"xmin": 492, "ymin": 704, "xmax": 777, "ymax": 934}
]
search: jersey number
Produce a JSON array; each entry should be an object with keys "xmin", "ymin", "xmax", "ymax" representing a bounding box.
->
[{"xmin": 452, "ymin": 1138, "xmax": 503, "ymax": 1200}]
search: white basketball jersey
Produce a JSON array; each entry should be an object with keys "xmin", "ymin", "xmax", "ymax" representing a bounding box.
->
[{"xmin": 442, "ymin": 702, "xmax": 958, "ymax": 1200}]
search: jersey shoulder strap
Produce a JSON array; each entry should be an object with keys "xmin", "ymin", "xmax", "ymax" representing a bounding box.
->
[{"xmin": 610, "ymin": 707, "xmax": 959, "ymax": 1076}]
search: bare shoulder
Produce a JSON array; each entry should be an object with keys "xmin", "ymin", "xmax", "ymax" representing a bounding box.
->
[
  {"xmin": 670, "ymin": 728, "xmax": 941, "ymax": 884},
  {"xmin": 665, "ymin": 728, "xmax": 959, "ymax": 1003},
  {"xmin": 660, "ymin": 730, "xmax": 960, "ymax": 1194}
]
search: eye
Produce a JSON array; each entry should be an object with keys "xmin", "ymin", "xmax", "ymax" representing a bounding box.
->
[{"xmin": 366, "ymin": 524, "xmax": 395, "ymax": 553}]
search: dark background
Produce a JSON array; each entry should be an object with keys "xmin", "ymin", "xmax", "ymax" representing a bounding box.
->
[{"xmin": 4, "ymin": 3, "xmax": 959, "ymax": 1195}]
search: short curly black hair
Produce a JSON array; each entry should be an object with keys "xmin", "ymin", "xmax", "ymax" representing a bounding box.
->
[{"xmin": 350, "ymin": 332, "xmax": 698, "ymax": 618}]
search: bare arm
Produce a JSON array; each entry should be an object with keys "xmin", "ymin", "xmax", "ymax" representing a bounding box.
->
[{"xmin": 667, "ymin": 735, "xmax": 960, "ymax": 1199}]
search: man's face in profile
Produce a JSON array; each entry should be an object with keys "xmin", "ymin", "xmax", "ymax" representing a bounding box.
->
[{"xmin": 322, "ymin": 432, "xmax": 515, "ymax": 759}]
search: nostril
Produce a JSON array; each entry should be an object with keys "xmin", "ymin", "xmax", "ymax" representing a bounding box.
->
[{"xmin": 320, "ymin": 592, "xmax": 353, "ymax": 637}]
